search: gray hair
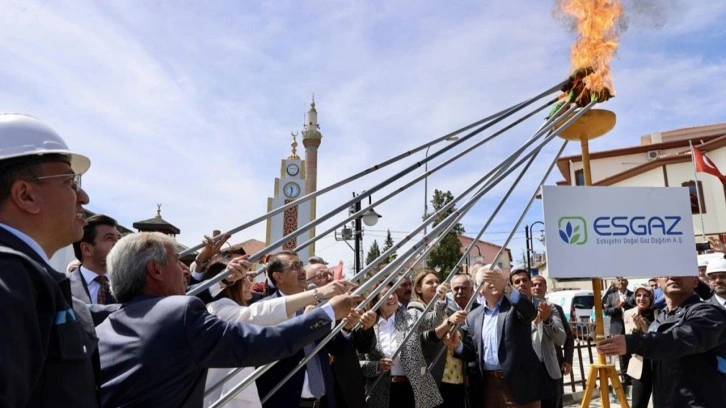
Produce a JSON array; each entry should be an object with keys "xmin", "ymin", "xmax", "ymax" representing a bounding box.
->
[
  {"xmin": 475, "ymin": 263, "xmax": 501, "ymax": 286},
  {"xmin": 108, "ymin": 232, "xmax": 172, "ymax": 302}
]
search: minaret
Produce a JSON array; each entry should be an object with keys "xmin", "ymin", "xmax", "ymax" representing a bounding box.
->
[{"xmin": 302, "ymin": 97, "xmax": 322, "ymax": 257}]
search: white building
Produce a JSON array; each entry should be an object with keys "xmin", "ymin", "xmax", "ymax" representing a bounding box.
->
[{"xmin": 556, "ymin": 123, "xmax": 726, "ymax": 244}]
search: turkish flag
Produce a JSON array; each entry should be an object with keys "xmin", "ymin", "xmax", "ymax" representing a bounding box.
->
[
  {"xmin": 331, "ymin": 261, "xmax": 344, "ymax": 280},
  {"xmin": 692, "ymin": 146, "xmax": 726, "ymax": 183}
]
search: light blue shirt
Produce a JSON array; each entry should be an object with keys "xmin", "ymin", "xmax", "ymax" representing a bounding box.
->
[
  {"xmin": 0, "ymin": 223, "xmax": 48, "ymax": 262},
  {"xmin": 481, "ymin": 289, "xmax": 521, "ymax": 371}
]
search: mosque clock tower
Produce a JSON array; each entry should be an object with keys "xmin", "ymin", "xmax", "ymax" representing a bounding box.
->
[{"xmin": 265, "ymin": 100, "xmax": 321, "ymax": 262}]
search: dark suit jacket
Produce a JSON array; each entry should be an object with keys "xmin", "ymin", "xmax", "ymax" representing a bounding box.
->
[
  {"xmin": 455, "ymin": 293, "xmax": 549, "ymax": 405},
  {"xmin": 255, "ymin": 290, "xmax": 343, "ymax": 408},
  {"xmin": 707, "ymin": 295, "xmax": 726, "ymax": 309},
  {"xmin": 603, "ymin": 290, "xmax": 634, "ymax": 335},
  {"xmin": 331, "ymin": 327, "xmax": 375, "ymax": 408},
  {"xmin": 0, "ymin": 227, "xmax": 99, "ymax": 408},
  {"xmin": 97, "ymin": 294, "xmax": 333, "ymax": 408},
  {"xmin": 554, "ymin": 304, "xmax": 575, "ymax": 367}
]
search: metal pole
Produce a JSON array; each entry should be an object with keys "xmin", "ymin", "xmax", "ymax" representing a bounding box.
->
[
  {"xmin": 524, "ymin": 225, "xmax": 532, "ymax": 273},
  {"xmin": 424, "ymin": 145, "xmax": 431, "ymax": 267},
  {"xmin": 354, "ymin": 194, "xmax": 362, "ymax": 274}
]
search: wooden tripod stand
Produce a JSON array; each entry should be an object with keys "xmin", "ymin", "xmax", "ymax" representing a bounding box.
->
[{"xmin": 558, "ymin": 109, "xmax": 629, "ymax": 408}]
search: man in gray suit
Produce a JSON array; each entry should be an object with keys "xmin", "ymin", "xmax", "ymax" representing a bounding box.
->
[
  {"xmin": 97, "ymin": 232, "xmax": 361, "ymax": 408},
  {"xmin": 705, "ymin": 257, "xmax": 726, "ymax": 309},
  {"xmin": 510, "ymin": 270, "xmax": 566, "ymax": 408},
  {"xmin": 69, "ymin": 214, "xmax": 121, "ymax": 305}
]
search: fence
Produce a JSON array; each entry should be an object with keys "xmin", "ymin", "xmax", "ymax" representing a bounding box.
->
[{"xmin": 564, "ymin": 321, "xmax": 598, "ymax": 393}]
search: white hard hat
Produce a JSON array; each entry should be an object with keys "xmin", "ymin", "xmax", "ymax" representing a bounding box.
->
[
  {"xmin": 0, "ymin": 114, "xmax": 90, "ymax": 173},
  {"xmin": 705, "ymin": 257, "xmax": 726, "ymax": 275},
  {"xmin": 698, "ymin": 258, "xmax": 709, "ymax": 267}
]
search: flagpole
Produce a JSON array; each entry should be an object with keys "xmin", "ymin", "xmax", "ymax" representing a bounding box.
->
[{"xmin": 689, "ymin": 140, "xmax": 707, "ymax": 241}]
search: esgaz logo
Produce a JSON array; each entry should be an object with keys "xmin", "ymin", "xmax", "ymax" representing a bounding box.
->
[
  {"xmin": 558, "ymin": 215, "xmax": 684, "ymax": 246},
  {"xmin": 558, "ymin": 217, "xmax": 587, "ymax": 245}
]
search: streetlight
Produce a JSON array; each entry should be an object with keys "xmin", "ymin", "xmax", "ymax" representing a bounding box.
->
[
  {"xmin": 423, "ymin": 136, "xmax": 459, "ymax": 266},
  {"xmin": 351, "ymin": 192, "xmax": 382, "ymax": 274},
  {"xmin": 525, "ymin": 221, "xmax": 545, "ymax": 274}
]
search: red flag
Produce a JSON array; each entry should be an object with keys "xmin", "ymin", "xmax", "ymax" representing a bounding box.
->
[
  {"xmin": 692, "ymin": 146, "xmax": 726, "ymax": 183},
  {"xmin": 331, "ymin": 261, "xmax": 344, "ymax": 280}
]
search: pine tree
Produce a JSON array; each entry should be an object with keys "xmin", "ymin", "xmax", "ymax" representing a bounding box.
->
[
  {"xmin": 426, "ymin": 189, "xmax": 465, "ymax": 279},
  {"xmin": 381, "ymin": 229, "xmax": 398, "ymax": 263},
  {"xmin": 366, "ymin": 240, "xmax": 381, "ymax": 266}
]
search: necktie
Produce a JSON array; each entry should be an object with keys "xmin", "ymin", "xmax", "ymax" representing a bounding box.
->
[
  {"xmin": 95, "ymin": 275, "xmax": 111, "ymax": 305},
  {"xmin": 304, "ymin": 343, "xmax": 325, "ymax": 399}
]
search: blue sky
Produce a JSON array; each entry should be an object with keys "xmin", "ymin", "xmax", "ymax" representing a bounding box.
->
[{"xmin": 1, "ymin": 0, "xmax": 724, "ymax": 272}]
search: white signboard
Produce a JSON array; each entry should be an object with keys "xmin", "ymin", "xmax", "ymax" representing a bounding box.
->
[{"xmin": 542, "ymin": 186, "xmax": 697, "ymax": 278}]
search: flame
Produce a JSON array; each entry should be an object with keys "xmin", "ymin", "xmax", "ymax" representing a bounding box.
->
[{"xmin": 559, "ymin": 0, "xmax": 623, "ymax": 101}]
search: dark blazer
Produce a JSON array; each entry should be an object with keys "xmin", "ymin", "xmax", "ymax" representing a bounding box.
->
[
  {"xmin": 255, "ymin": 290, "xmax": 343, "ymax": 408},
  {"xmin": 603, "ymin": 290, "xmax": 634, "ymax": 335},
  {"xmin": 625, "ymin": 295, "xmax": 726, "ymax": 408},
  {"xmin": 97, "ymin": 294, "xmax": 333, "ymax": 408},
  {"xmin": 331, "ymin": 327, "xmax": 376, "ymax": 408},
  {"xmin": 0, "ymin": 227, "xmax": 99, "ymax": 408},
  {"xmin": 554, "ymin": 304, "xmax": 575, "ymax": 367},
  {"xmin": 455, "ymin": 292, "xmax": 549, "ymax": 405},
  {"xmin": 707, "ymin": 295, "xmax": 726, "ymax": 309}
]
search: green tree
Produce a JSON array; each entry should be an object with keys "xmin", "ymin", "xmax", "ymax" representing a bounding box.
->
[
  {"xmin": 381, "ymin": 229, "xmax": 398, "ymax": 263},
  {"xmin": 366, "ymin": 239, "xmax": 381, "ymax": 266},
  {"xmin": 426, "ymin": 189, "xmax": 465, "ymax": 279}
]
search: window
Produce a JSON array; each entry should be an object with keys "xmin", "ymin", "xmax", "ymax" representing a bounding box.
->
[
  {"xmin": 682, "ymin": 180, "xmax": 706, "ymax": 214},
  {"xmin": 574, "ymin": 169, "xmax": 585, "ymax": 186}
]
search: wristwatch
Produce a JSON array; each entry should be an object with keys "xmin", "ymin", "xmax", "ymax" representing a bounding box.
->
[{"xmin": 503, "ymin": 285, "xmax": 513, "ymax": 296}]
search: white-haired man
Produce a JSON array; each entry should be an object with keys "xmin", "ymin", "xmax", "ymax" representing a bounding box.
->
[{"xmin": 97, "ymin": 232, "xmax": 361, "ymax": 408}]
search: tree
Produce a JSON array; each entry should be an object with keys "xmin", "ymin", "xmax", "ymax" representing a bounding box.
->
[
  {"xmin": 381, "ymin": 229, "xmax": 398, "ymax": 263},
  {"xmin": 366, "ymin": 239, "xmax": 381, "ymax": 266},
  {"xmin": 426, "ymin": 189, "xmax": 465, "ymax": 279}
]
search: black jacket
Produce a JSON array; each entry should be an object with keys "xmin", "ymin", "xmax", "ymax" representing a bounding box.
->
[
  {"xmin": 603, "ymin": 290, "xmax": 634, "ymax": 335},
  {"xmin": 625, "ymin": 295, "xmax": 726, "ymax": 408},
  {"xmin": 455, "ymin": 293, "xmax": 549, "ymax": 405},
  {"xmin": 0, "ymin": 227, "xmax": 99, "ymax": 408},
  {"xmin": 331, "ymin": 326, "xmax": 376, "ymax": 408}
]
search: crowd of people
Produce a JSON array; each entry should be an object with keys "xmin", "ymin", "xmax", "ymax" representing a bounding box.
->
[{"xmin": 1, "ymin": 113, "xmax": 725, "ymax": 408}]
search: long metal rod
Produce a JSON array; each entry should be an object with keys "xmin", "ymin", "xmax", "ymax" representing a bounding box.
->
[
  {"xmin": 208, "ymin": 96, "xmax": 588, "ymax": 408},
  {"xmin": 189, "ymin": 86, "xmax": 561, "ymax": 296},
  {"xmin": 210, "ymin": 108, "xmax": 562, "ymax": 408},
  {"xmin": 364, "ymin": 109, "xmax": 570, "ymax": 396},
  {"xmin": 462, "ymin": 102, "xmax": 596, "ymax": 313},
  {"xmin": 263, "ymin": 112, "xmax": 572, "ymax": 405},
  {"xmin": 291, "ymin": 98, "xmax": 558, "ymax": 265},
  {"xmin": 424, "ymin": 128, "xmax": 570, "ymax": 374},
  {"xmin": 181, "ymin": 78, "xmax": 569, "ymax": 257}
]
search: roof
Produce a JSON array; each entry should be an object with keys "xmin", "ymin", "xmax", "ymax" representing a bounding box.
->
[
  {"xmin": 557, "ymin": 123, "xmax": 726, "ymax": 184},
  {"xmin": 594, "ymin": 135, "xmax": 726, "ymax": 186},
  {"xmin": 132, "ymin": 206, "xmax": 181, "ymax": 235}
]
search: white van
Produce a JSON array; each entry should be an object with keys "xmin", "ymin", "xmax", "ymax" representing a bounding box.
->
[{"xmin": 546, "ymin": 289, "xmax": 611, "ymax": 338}]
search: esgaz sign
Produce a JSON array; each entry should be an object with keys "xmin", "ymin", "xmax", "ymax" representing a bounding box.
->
[{"xmin": 543, "ymin": 186, "xmax": 697, "ymax": 278}]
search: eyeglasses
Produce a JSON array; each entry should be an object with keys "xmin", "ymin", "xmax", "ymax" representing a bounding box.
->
[
  {"xmin": 29, "ymin": 173, "xmax": 82, "ymax": 191},
  {"xmin": 282, "ymin": 261, "xmax": 305, "ymax": 271}
]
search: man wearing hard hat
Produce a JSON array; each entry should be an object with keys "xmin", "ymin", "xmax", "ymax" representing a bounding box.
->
[
  {"xmin": 705, "ymin": 257, "xmax": 726, "ymax": 310},
  {"xmin": 0, "ymin": 114, "xmax": 98, "ymax": 407}
]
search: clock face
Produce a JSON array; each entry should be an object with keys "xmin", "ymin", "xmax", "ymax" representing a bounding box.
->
[
  {"xmin": 286, "ymin": 163, "xmax": 300, "ymax": 176},
  {"xmin": 283, "ymin": 182, "xmax": 301, "ymax": 198}
]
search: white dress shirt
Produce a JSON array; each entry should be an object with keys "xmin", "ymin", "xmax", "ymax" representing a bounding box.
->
[
  {"xmin": 378, "ymin": 314, "xmax": 405, "ymax": 376},
  {"xmin": 79, "ymin": 266, "xmax": 103, "ymax": 304},
  {"xmin": 204, "ymin": 297, "xmax": 288, "ymax": 408}
]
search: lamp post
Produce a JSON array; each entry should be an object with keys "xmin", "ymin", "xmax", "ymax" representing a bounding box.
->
[
  {"xmin": 352, "ymin": 192, "xmax": 382, "ymax": 274},
  {"xmin": 423, "ymin": 136, "xmax": 459, "ymax": 267},
  {"xmin": 525, "ymin": 221, "xmax": 544, "ymax": 274}
]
